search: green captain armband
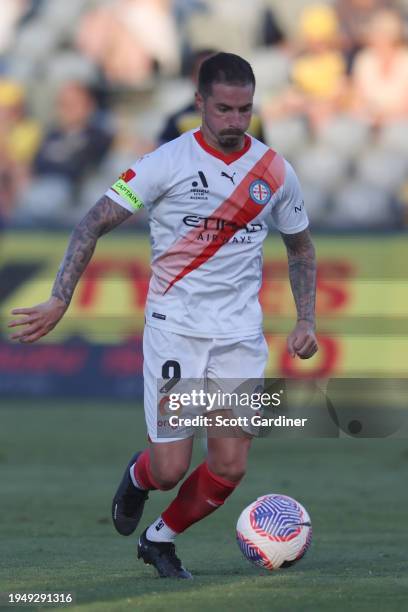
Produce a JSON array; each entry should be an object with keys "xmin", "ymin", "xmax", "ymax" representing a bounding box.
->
[{"xmin": 111, "ymin": 178, "xmax": 144, "ymax": 211}]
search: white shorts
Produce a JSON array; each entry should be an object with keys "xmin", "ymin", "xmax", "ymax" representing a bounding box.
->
[{"xmin": 143, "ymin": 324, "xmax": 269, "ymax": 443}]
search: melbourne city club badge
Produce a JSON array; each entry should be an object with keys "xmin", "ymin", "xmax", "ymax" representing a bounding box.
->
[{"xmin": 249, "ymin": 179, "xmax": 272, "ymax": 205}]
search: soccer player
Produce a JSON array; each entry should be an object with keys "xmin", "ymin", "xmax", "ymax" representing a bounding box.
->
[{"xmin": 9, "ymin": 53, "xmax": 318, "ymax": 579}]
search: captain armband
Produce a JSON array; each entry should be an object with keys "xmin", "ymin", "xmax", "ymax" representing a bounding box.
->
[{"xmin": 111, "ymin": 178, "xmax": 144, "ymax": 212}]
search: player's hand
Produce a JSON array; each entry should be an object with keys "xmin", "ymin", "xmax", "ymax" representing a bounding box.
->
[
  {"xmin": 8, "ymin": 297, "xmax": 68, "ymax": 343},
  {"xmin": 287, "ymin": 320, "xmax": 318, "ymax": 359}
]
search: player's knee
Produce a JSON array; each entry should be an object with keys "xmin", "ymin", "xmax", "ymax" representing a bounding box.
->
[
  {"xmin": 151, "ymin": 462, "xmax": 188, "ymax": 490},
  {"xmin": 210, "ymin": 460, "xmax": 246, "ymax": 483}
]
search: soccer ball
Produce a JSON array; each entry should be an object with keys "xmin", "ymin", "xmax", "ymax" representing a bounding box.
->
[{"xmin": 236, "ymin": 494, "xmax": 312, "ymax": 570}]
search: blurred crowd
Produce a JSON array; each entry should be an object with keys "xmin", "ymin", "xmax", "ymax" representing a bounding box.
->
[{"xmin": 1, "ymin": 0, "xmax": 408, "ymax": 230}]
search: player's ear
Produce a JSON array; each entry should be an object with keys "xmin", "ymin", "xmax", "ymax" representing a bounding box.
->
[{"xmin": 195, "ymin": 91, "xmax": 204, "ymax": 113}]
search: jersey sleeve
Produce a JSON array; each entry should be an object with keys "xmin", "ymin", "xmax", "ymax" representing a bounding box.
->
[
  {"xmin": 105, "ymin": 147, "xmax": 169, "ymax": 213},
  {"xmin": 270, "ymin": 160, "xmax": 309, "ymax": 234}
]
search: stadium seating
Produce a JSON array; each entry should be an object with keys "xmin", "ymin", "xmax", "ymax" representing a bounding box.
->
[
  {"xmin": 378, "ymin": 121, "xmax": 408, "ymax": 156},
  {"xmin": 355, "ymin": 148, "xmax": 408, "ymax": 194},
  {"xmin": 293, "ymin": 145, "xmax": 350, "ymax": 194},
  {"xmin": 153, "ymin": 78, "xmax": 194, "ymax": 115},
  {"xmin": 1, "ymin": 0, "xmax": 407, "ymax": 231},
  {"xmin": 12, "ymin": 22, "xmax": 59, "ymax": 63},
  {"xmin": 264, "ymin": 117, "xmax": 309, "ymax": 160},
  {"xmin": 328, "ymin": 180, "xmax": 394, "ymax": 229},
  {"xmin": 41, "ymin": 0, "xmax": 88, "ymax": 34},
  {"xmin": 45, "ymin": 52, "xmax": 98, "ymax": 88},
  {"xmin": 318, "ymin": 116, "xmax": 371, "ymax": 160},
  {"xmin": 14, "ymin": 177, "xmax": 73, "ymax": 226},
  {"xmin": 249, "ymin": 48, "xmax": 290, "ymax": 99},
  {"xmin": 300, "ymin": 182, "xmax": 330, "ymax": 227}
]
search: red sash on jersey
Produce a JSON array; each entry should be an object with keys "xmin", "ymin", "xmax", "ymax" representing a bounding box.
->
[{"xmin": 152, "ymin": 149, "xmax": 285, "ymax": 295}]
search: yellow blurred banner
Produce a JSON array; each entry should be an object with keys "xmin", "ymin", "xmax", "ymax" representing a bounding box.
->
[{"xmin": 1, "ymin": 231, "xmax": 407, "ymax": 377}]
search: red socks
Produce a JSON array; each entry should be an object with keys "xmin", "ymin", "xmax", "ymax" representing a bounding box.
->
[
  {"xmin": 161, "ymin": 461, "xmax": 239, "ymax": 534},
  {"xmin": 133, "ymin": 453, "xmax": 240, "ymax": 534},
  {"xmin": 132, "ymin": 449, "xmax": 159, "ymax": 490}
]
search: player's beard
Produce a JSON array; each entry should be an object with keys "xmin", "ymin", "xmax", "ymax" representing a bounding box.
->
[{"xmin": 218, "ymin": 130, "xmax": 244, "ymax": 150}]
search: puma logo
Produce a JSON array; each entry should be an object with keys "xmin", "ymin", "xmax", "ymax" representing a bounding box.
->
[{"xmin": 221, "ymin": 171, "xmax": 236, "ymax": 185}]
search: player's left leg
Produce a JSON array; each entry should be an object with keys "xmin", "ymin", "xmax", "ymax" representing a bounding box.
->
[
  {"xmin": 154, "ymin": 422, "xmax": 251, "ymax": 535},
  {"xmin": 138, "ymin": 420, "xmax": 252, "ymax": 579},
  {"xmin": 206, "ymin": 423, "xmax": 252, "ymax": 483}
]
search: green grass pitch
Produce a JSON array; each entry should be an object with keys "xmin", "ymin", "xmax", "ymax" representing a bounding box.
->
[{"xmin": 1, "ymin": 401, "xmax": 408, "ymax": 611}]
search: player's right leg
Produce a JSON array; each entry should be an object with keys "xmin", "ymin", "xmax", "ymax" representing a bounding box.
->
[
  {"xmin": 112, "ymin": 451, "xmax": 149, "ymax": 536},
  {"xmin": 112, "ymin": 437, "xmax": 193, "ymax": 537},
  {"xmin": 133, "ymin": 326, "xmax": 209, "ymax": 578},
  {"xmin": 112, "ymin": 325, "xmax": 205, "ymax": 539},
  {"xmin": 136, "ymin": 437, "xmax": 194, "ymax": 579}
]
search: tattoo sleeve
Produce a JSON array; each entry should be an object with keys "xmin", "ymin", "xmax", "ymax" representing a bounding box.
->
[
  {"xmin": 52, "ymin": 196, "xmax": 132, "ymax": 305},
  {"xmin": 280, "ymin": 228, "xmax": 317, "ymax": 326}
]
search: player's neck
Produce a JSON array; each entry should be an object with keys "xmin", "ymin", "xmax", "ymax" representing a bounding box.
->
[{"xmin": 200, "ymin": 126, "xmax": 246, "ymax": 155}]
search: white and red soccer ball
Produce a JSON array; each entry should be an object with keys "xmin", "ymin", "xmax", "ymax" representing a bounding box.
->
[{"xmin": 236, "ymin": 494, "xmax": 312, "ymax": 570}]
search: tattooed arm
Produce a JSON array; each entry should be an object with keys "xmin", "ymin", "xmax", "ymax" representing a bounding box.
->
[
  {"xmin": 51, "ymin": 196, "xmax": 132, "ymax": 305},
  {"xmin": 8, "ymin": 196, "xmax": 132, "ymax": 343},
  {"xmin": 280, "ymin": 228, "xmax": 318, "ymax": 359}
]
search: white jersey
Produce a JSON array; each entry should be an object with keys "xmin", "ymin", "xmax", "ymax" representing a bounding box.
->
[{"xmin": 106, "ymin": 129, "xmax": 308, "ymax": 339}]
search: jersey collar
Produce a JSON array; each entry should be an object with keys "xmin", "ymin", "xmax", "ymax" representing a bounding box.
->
[{"xmin": 193, "ymin": 129, "xmax": 251, "ymax": 165}]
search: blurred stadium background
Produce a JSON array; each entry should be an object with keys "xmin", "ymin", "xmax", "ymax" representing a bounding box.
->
[
  {"xmin": 1, "ymin": 0, "xmax": 408, "ymax": 396},
  {"xmin": 1, "ymin": 3, "xmax": 408, "ymax": 609}
]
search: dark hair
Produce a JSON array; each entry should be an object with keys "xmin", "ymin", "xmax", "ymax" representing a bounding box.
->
[{"xmin": 198, "ymin": 52, "xmax": 255, "ymax": 98}]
